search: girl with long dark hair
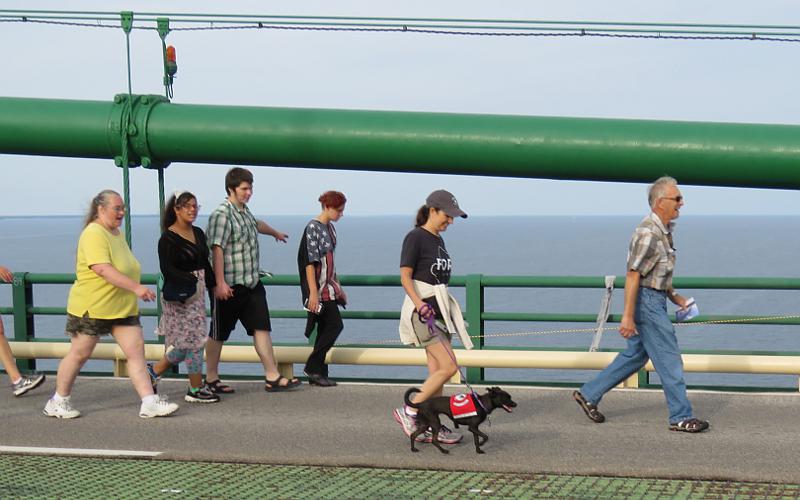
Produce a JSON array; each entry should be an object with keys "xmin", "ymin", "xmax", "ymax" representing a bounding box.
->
[{"xmin": 148, "ymin": 191, "xmax": 219, "ymax": 403}]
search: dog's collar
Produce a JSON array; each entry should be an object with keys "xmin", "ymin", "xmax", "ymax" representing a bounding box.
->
[{"xmin": 471, "ymin": 390, "xmax": 488, "ymax": 414}]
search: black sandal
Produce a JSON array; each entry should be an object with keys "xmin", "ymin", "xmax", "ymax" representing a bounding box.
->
[
  {"xmin": 205, "ymin": 379, "xmax": 236, "ymax": 394},
  {"xmin": 573, "ymin": 390, "xmax": 605, "ymax": 423},
  {"xmin": 669, "ymin": 418, "xmax": 710, "ymax": 433},
  {"xmin": 265, "ymin": 375, "xmax": 301, "ymax": 392}
]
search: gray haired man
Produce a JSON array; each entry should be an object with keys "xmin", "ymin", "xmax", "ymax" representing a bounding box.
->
[{"xmin": 573, "ymin": 177, "xmax": 710, "ymax": 433}]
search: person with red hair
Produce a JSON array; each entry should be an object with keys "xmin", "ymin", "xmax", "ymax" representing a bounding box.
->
[{"xmin": 297, "ymin": 190, "xmax": 347, "ymax": 387}]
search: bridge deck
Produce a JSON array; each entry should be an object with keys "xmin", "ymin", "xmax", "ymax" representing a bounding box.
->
[{"xmin": 1, "ymin": 378, "xmax": 798, "ymax": 485}]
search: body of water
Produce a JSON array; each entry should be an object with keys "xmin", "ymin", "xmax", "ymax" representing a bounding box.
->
[{"xmin": 1, "ymin": 214, "xmax": 798, "ymax": 388}]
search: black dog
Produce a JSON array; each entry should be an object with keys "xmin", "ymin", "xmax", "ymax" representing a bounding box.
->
[{"xmin": 404, "ymin": 386, "xmax": 517, "ymax": 454}]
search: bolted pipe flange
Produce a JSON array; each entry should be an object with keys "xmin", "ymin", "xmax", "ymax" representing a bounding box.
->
[
  {"xmin": 108, "ymin": 93, "xmax": 171, "ymax": 169},
  {"xmin": 130, "ymin": 94, "xmax": 171, "ymax": 170}
]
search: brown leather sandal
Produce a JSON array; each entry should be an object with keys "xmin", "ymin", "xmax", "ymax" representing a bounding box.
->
[{"xmin": 573, "ymin": 390, "xmax": 605, "ymax": 423}]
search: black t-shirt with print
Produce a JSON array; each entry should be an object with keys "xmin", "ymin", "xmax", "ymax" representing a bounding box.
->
[{"xmin": 400, "ymin": 227, "xmax": 452, "ymax": 286}]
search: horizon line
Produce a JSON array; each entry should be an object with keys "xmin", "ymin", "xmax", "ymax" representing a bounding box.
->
[{"xmin": 1, "ymin": 213, "xmax": 797, "ymax": 219}]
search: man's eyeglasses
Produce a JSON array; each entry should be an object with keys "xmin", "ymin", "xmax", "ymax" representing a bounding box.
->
[{"xmin": 661, "ymin": 196, "xmax": 683, "ymax": 203}]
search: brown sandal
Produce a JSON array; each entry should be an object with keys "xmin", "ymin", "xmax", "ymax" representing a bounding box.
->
[{"xmin": 573, "ymin": 390, "xmax": 605, "ymax": 423}]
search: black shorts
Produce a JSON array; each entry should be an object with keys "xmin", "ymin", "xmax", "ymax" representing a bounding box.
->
[{"xmin": 209, "ymin": 282, "xmax": 271, "ymax": 342}]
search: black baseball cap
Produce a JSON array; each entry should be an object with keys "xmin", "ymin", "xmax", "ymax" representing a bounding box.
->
[{"xmin": 426, "ymin": 189, "xmax": 467, "ymax": 219}]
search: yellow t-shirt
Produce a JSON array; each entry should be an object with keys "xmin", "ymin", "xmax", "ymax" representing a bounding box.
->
[{"xmin": 67, "ymin": 223, "xmax": 141, "ymax": 319}]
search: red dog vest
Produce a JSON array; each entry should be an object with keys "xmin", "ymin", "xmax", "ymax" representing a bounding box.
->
[{"xmin": 450, "ymin": 393, "xmax": 478, "ymax": 419}]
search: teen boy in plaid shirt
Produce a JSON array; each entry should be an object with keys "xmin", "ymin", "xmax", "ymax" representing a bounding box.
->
[{"xmin": 204, "ymin": 168, "xmax": 300, "ymax": 394}]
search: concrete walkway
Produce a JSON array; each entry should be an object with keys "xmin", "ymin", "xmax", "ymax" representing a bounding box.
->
[{"xmin": 1, "ymin": 377, "xmax": 798, "ymax": 484}]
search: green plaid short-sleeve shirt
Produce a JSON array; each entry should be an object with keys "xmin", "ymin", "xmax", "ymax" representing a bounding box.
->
[
  {"xmin": 626, "ymin": 212, "xmax": 676, "ymax": 291},
  {"xmin": 206, "ymin": 199, "xmax": 260, "ymax": 288}
]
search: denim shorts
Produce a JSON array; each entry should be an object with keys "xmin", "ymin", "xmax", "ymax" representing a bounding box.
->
[{"xmin": 65, "ymin": 313, "xmax": 141, "ymax": 337}]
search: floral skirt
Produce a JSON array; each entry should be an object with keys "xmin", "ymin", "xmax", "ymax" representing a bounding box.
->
[{"xmin": 156, "ymin": 269, "xmax": 208, "ymax": 350}]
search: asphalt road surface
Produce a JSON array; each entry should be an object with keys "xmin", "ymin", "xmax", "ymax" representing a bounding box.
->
[{"xmin": 1, "ymin": 377, "xmax": 798, "ymax": 483}]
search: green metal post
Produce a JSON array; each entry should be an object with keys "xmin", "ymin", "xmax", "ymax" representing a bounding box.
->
[
  {"xmin": 307, "ymin": 327, "xmax": 318, "ymax": 346},
  {"xmin": 155, "ymin": 273, "xmax": 164, "ymax": 343},
  {"xmin": 157, "ymin": 167, "xmax": 165, "ymax": 224},
  {"xmin": 120, "ymin": 12, "xmax": 134, "ymax": 248},
  {"xmin": 10, "ymin": 272, "xmax": 34, "ymax": 371},
  {"xmin": 638, "ymin": 369, "xmax": 650, "ymax": 388},
  {"xmin": 156, "ymin": 167, "xmax": 165, "ymax": 340},
  {"xmin": 465, "ymin": 274, "xmax": 484, "ymax": 383}
]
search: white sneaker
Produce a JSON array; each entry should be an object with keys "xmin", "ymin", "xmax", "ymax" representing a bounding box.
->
[
  {"xmin": 392, "ymin": 407, "xmax": 418, "ymax": 437},
  {"xmin": 139, "ymin": 395, "xmax": 179, "ymax": 418},
  {"xmin": 416, "ymin": 425, "xmax": 464, "ymax": 444},
  {"xmin": 43, "ymin": 397, "xmax": 81, "ymax": 419}
]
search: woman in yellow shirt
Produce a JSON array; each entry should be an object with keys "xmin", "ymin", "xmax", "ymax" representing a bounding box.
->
[{"xmin": 43, "ymin": 190, "xmax": 179, "ymax": 419}]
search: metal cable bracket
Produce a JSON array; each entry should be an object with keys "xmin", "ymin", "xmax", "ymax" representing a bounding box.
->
[{"xmin": 589, "ymin": 275, "xmax": 616, "ymax": 352}]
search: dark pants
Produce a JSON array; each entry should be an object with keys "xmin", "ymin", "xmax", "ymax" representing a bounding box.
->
[{"xmin": 304, "ymin": 301, "xmax": 343, "ymax": 377}]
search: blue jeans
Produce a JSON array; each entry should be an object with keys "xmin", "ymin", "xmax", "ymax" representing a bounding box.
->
[{"xmin": 580, "ymin": 287, "xmax": 693, "ymax": 424}]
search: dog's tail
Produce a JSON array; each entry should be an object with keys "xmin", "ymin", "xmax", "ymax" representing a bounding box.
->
[{"xmin": 403, "ymin": 387, "xmax": 422, "ymax": 409}]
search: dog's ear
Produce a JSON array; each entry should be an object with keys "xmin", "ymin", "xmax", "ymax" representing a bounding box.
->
[{"xmin": 488, "ymin": 386, "xmax": 501, "ymax": 393}]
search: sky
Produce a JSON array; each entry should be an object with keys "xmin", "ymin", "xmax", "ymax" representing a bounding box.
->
[{"xmin": 1, "ymin": 1, "xmax": 799, "ymax": 217}]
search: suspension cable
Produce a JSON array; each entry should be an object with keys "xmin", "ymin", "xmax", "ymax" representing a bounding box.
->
[{"xmin": 2, "ymin": 11, "xmax": 800, "ymax": 42}]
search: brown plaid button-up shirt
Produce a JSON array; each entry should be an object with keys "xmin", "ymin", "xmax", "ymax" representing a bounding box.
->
[
  {"xmin": 626, "ymin": 212, "xmax": 676, "ymax": 291},
  {"xmin": 206, "ymin": 199, "xmax": 260, "ymax": 288}
]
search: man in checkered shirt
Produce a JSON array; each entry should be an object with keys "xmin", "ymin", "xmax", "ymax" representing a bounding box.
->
[
  {"xmin": 204, "ymin": 167, "xmax": 301, "ymax": 394},
  {"xmin": 573, "ymin": 177, "xmax": 710, "ymax": 433}
]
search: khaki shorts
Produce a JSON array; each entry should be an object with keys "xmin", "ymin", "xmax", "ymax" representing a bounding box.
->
[
  {"xmin": 65, "ymin": 313, "xmax": 141, "ymax": 337},
  {"xmin": 410, "ymin": 314, "xmax": 452, "ymax": 348}
]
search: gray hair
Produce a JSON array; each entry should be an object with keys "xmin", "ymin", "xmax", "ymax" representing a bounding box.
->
[
  {"xmin": 84, "ymin": 189, "xmax": 121, "ymax": 227},
  {"xmin": 647, "ymin": 176, "xmax": 677, "ymax": 209}
]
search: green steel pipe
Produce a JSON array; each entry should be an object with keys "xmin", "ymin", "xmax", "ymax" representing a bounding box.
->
[
  {"xmin": 3, "ymin": 96, "xmax": 800, "ymax": 189},
  {"xmin": 0, "ymin": 98, "xmax": 116, "ymax": 159}
]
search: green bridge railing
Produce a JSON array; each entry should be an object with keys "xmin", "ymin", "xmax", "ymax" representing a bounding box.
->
[{"xmin": 2, "ymin": 273, "xmax": 799, "ymax": 391}]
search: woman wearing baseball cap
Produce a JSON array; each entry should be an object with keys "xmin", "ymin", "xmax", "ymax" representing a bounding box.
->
[{"xmin": 393, "ymin": 189, "xmax": 470, "ymax": 446}]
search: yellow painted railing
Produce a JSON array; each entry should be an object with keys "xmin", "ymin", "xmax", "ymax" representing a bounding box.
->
[{"xmin": 10, "ymin": 342, "xmax": 800, "ymax": 391}]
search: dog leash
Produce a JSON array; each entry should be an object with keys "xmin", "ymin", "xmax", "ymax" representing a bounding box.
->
[
  {"xmin": 365, "ymin": 311, "xmax": 800, "ymax": 346},
  {"xmin": 418, "ymin": 303, "xmax": 489, "ymax": 419}
]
